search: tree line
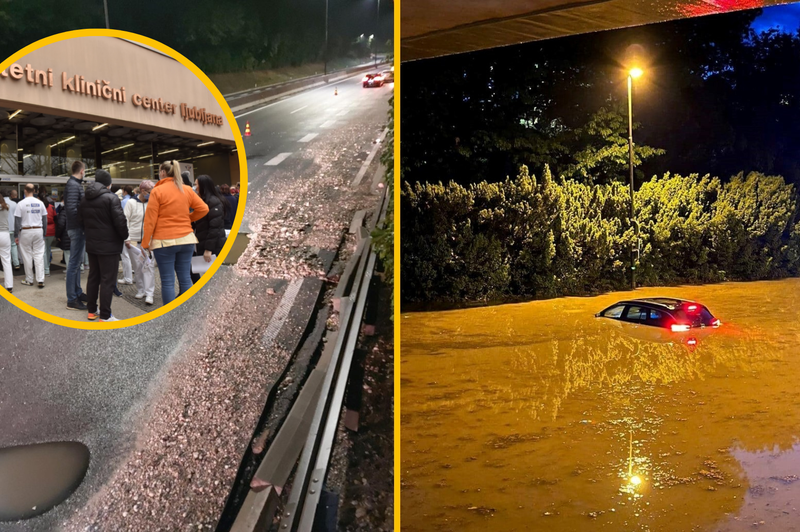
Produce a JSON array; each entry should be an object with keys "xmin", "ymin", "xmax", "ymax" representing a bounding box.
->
[
  {"xmin": 0, "ymin": 0, "xmax": 388, "ymax": 74},
  {"xmin": 402, "ymin": 9, "xmax": 800, "ymax": 189}
]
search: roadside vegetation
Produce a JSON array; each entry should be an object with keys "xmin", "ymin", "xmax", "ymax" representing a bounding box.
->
[{"xmin": 402, "ymin": 167, "xmax": 800, "ymax": 305}]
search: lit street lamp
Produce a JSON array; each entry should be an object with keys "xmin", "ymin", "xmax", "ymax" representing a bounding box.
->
[{"xmin": 627, "ymin": 67, "xmax": 642, "ymax": 290}]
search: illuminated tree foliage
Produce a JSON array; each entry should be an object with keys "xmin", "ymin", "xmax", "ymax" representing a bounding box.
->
[{"xmin": 401, "ymin": 168, "xmax": 800, "ymax": 305}]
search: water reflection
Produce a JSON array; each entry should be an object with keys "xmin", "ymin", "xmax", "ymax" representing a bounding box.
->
[
  {"xmin": 401, "ymin": 280, "xmax": 800, "ymax": 531},
  {"xmin": 718, "ymin": 444, "xmax": 800, "ymax": 531}
]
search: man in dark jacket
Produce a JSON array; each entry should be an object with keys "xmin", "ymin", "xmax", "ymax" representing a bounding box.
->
[
  {"xmin": 77, "ymin": 170, "xmax": 129, "ymax": 322},
  {"xmin": 220, "ymin": 183, "xmax": 238, "ymax": 230},
  {"xmin": 65, "ymin": 160, "xmax": 88, "ymax": 310}
]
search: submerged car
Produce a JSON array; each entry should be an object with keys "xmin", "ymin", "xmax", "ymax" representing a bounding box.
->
[
  {"xmin": 362, "ymin": 73, "xmax": 384, "ymax": 87},
  {"xmin": 595, "ymin": 298, "xmax": 721, "ymax": 332}
]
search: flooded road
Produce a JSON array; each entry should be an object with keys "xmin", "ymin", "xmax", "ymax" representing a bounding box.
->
[{"xmin": 401, "ymin": 280, "xmax": 800, "ymax": 532}]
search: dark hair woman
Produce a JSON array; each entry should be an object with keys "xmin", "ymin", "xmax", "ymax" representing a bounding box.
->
[{"xmin": 193, "ymin": 174, "xmax": 229, "ymax": 266}]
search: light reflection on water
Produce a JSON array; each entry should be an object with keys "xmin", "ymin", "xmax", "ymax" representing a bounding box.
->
[{"xmin": 401, "ymin": 280, "xmax": 800, "ymax": 531}]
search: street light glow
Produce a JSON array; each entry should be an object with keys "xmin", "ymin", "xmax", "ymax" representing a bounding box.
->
[{"xmin": 629, "ymin": 67, "xmax": 643, "ymax": 79}]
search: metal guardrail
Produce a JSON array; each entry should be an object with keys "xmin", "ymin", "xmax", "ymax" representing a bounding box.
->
[
  {"xmin": 225, "ymin": 61, "xmax": 391, "ymax": 112},
  {"xmin": 229, "ymin": 182, "xmax": 390, "ymax": 532},
  {"xmin": 282, "ymin": 183, "xmax": 389, "ymax": 532}
]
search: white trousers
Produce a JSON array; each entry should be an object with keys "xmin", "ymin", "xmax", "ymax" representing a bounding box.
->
[
  {"xmin": 0, "ymin": 231, "xmax": 12, "ymax": 289},
  {"xmin": 120, "ymin": 244, "xmax": 134, "ymax": 283},
  {"xmin": 18, "ymin": 229, "xmax": 45, "ymax": 283},
  {"xmin": 133, "ymin": 248, "xmax": 155, "ymax": 297}
]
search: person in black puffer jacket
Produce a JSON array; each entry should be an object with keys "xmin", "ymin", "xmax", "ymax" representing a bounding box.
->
[
  {"xmin": 77, "ymin": 170, "xmax": 129, "ymax": 322},
  {"xmin": 55, "ymin": 208, "xmax": 71, "ymax": 263},
  {"xmin": 192, "ymin": 175, "xmax": 228, "ymax": 282}
]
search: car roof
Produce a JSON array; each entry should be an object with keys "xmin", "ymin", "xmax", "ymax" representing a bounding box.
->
[{"xmin": 612, "ymin": 298, "xmax": 696, "ymax": 311}]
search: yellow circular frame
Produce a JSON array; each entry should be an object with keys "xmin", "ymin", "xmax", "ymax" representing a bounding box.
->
[{"xmin": 0, "ymin": 29, "xmax": 248, "ymax": 329}]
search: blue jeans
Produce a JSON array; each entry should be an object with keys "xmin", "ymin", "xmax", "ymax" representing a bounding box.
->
[
  {"xmin": 66, "ymin": 228, "xmax": 86, "ymax": 303},
  {"xmin": 152, "ymin": 244, "xmax": 194, "ymax": 305}
]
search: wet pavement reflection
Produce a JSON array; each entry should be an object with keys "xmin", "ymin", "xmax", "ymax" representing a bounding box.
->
[
  {"xmin": 401, "ymin": 280, "xmax": 800, "ymax": 531},
  {"xmin": 0, "ymin": 441, "xmax": 89, "ymax": 521}
]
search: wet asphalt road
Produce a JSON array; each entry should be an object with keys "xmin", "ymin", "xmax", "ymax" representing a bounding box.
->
[
  {"xmin": 0, "ymin": 73, "xmax": 392, "ymax": 531},
  {"xmin": 234, "ymin": 71, "xmax": 393, "ymax": 232}
]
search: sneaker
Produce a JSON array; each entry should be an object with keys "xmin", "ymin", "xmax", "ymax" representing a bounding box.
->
[
  {"xmin": 99, "ymin": 315, "xmax": 119, "ymax": 322},
  {"xmin": 145, "ymin": 296, "xmax": 154, "ymax": 305},
  {"xmin": 119, "ymin": 279, "xmax": 134, "ymax": 285},
  {"xmin": 80, "ymin": 264, "xmax": 84, "ymax": 272},
  {"xmin": 13, "ymin": 265, "xmax": 20, "ymax": 270},
  {"xmin": 5, "ymin": 287, "xmax": 11, "ymax": 294},
  {"xmin": 87, "ymin": 312, "xmax": 98, "ymax": 320},
  {"xmin": 67, "ymin": 300, "xmax": 88, "ymax": 311},
  {"xmin": 38, "ymin": 282, "xmax": 44, "ymax": 289},
  {"xmin": 113, "ymin": 287, "xmax": 123, "ymax": 297},
  {"xmin": 46, "ymin": 272, "xmax": 51, "ymax": 276},
  {"xmin": 21, "ymin": 280, "xmax": 33, "ymax": 286},
  {"xmin": 134, "ymin": 291, "xmax": 146, "ymax": 299},
  {"xmin": 79, "ymin": 293, "xmax": 88, "ymax": 303}
]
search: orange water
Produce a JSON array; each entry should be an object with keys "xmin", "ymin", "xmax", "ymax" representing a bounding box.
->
[{"xmin": 401, "ymin": 280, "xmax": 800, "ymax": 532}]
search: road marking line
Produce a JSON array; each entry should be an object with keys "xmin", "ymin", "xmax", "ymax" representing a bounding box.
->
[
  {"xmin": 320, "ymin": 120, "xmax": 336, "ymax": 128},
  {"xmin": 336, "ymin": 109, "xmax": 350, "ymax": 117},
  {"xmin": 290, "ymin": 105, "xmax": 308, "ymax": 114},
  {"xmin": 264, "ymin": 152, "xmax": 293, "ymax": 166},
  {"xmin": 299, "ymin": 133, "xmax": 318, "ymax": 143},
  {"xmin": 351, "ymin": 127, "xmax": 389, "ymax": 187},
  {"xmin": 262, "ymin": 279, "xmax": 304, "ymax": 346}
]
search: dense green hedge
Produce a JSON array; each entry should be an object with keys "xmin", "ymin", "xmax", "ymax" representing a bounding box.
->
[{"xmin": 401, "ymin": 168, "xmax": 800, "ymax": 304}]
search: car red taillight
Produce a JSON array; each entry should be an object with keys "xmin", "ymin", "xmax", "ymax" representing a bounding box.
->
[{"xmin": 671, "ymin": 323, "xmax": 691, "ymax": 332}]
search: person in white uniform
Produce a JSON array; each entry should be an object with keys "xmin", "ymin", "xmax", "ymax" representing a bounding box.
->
[
  {"xmin": 0, "ymin": 189, "xmax": 14, "ymax": 292},
  {"xmin": 14, "ymin": 183, "xmax": 47, "ymax": 288},
  {"xmin": 123, "ymin": 180, "xmax": 156, "ymax": 304},
  {"xmin": 4, "ymin": 189, "xmax": 20, "ymax": 270}
]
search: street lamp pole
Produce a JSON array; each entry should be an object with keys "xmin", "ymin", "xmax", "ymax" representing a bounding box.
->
[
  {"xmin": 627, "ymin": 68, "xmax": 641, "ymax": 290},
  {"xmin": 375, "ymin": 0, "xmax": 381, "ymax": 67},
  {"xmin": 324, "ymin": 0, "xmax": 329, "ymax": 76},
  {"xmin": 103, "ymin": 0, "xmax": 110, "ymax": 29}
]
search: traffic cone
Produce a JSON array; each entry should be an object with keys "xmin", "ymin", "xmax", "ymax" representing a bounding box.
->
[
  {"xmin": 244, "ymin": 121, "xmax": 251, "ymax": 137},
  {"xmin": 334, "ymin": 87, "xmax": 338, "ymax": 96}
]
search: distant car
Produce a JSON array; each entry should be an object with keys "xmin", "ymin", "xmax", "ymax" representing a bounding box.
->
[
  {"xmin": 380, "ymin": 69, "xmax": 394, "ymax": 83},
  {"xmin": 362, "ymin": 73, "xmax": 384, "ymax": 88},
  {"xmin": 595, "ymin": 298, "xmax": 721, "ymax": 332}
]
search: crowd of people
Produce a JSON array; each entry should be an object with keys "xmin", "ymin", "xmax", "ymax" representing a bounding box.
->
[{"xmin": 0, "ymin": 159, "xmax": 238, "ymax": 322}]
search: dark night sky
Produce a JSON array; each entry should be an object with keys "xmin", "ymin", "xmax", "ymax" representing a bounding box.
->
[
  {"xmin": 752, "ymin": 2, "xmax": 800, "ymax": 31},
  {"xmin": 330, "ymin": 0, "xmax": 393, "ymax": 42}
]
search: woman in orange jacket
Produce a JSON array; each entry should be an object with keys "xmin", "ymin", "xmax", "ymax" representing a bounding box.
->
[{"xmin": 141, "ymin": 160, "xmax": 209, "ymax": 305}]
